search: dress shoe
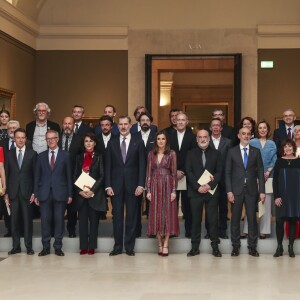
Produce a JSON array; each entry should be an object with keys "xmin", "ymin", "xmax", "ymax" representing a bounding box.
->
[
  {"xmin": 231, "ymin": 247, "xmax": 240, "ymax": 256},
  {"xmin": 38, "ymin": 248, "xmax": 50, "ymax": 256},
  {"xmin": 109, "ymin": 249, "xmax": 122, "ymax": 256},
  {"xmin": 80, "ymin": 249, "xmax": 88, "ymax": 255},
  {"xmin": 27, "ymin": 249, "xmax": 35, "ymax": 255},
  {"xmin": 187, "ymin": 249, "xmax": 200, "ymax": 257},
  {"xmin": 4, "ymin": 232, "xmax": 11, "ymax": 237},
  {"xmin": 88, "ymin": 249, "xmax": 95, "ymax": 255},
  {"xmin": 248, "ymin": 247, "xmax": 259, "ymax": 257},
  {"xmin": 212, "ymin": 248, "xmax": 222, "ymax": 257},
  {"xmin": 259, "ymin": 234, "xmax": 266, "ymax": 239},
  {"xmin": 219, "ymin": 233, "xmax": 229, "ymax": 239},
  {"xmin": 185, "ymin": 232, "xmax": 191, "ymax": 238},
  {"xmin": 161, "ymin": 247, "xmax": 168, "ymax": 257},
  {"xmin": 204, "ymin": 233, "xmax": 210, "ymax": 239},
  {"xmin": 55, "ymin": 249, "xmax": 65, "ymax": 256},
  {"xmin": 288, "ymin": 245, "xmax": 295, "ymax": 258},
  {"xmin": 8, "ymin": 247, "xmax": 21, "ymax": 255},
  {"xmin": 240, "ymin": 234, "xmax": 247, "ymax": 239},
  {"xmin": 158, "ymin": 245, "xmax": 163, "ymax": 256},
  {"xmin": 126, "ymin": 250, "xmax": 135, "ymax": 256},
  {"xmin": 69, "ymin": 233, "xmax": 77, "ymax": 238},
  {"xmin": 136, "ymin": 232, "xmax": 141, "ymax": 238},
  {"xmin": 273, "ymin": 245, "xmax": 283, "ymax": 257}
]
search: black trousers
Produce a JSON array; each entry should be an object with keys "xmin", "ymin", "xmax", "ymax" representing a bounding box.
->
[
  {"xmin": 177, "ymin": 190, "xmax": 192, "ymax": 235},
  {"xmin": 230, "ymin": 188, "xmax": 258, "ymax": 248},
  {"xmin": 10, "ymin": 191, "xmax": 33, "ymax": 249},
  {"xmin": 135, "ymin": 194, "xmax": 143, "ymax": 236},
  {"xmin": 112, "ymin": 190, "xmax": 138, "ymax": 252},
  {"xmin": 78, "ymin": 201, "xmax": 100, "ymax": 250},
  {"xmin": 276, "ymin": 218, "xmax": 297, "ymax": 245},
  {"xmin": 66, "ymin": 201, "xmax": 77, "ymax": 235},
  {"xmin": 190, "ymin": 194, "xmax": 220, "ymax": 249},
  {"xmin": 39, "ymin": 193, "xmax": 66, "ymax": 250}
]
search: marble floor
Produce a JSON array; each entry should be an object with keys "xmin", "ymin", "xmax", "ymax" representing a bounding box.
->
[{"xmin": 0, "ymin": 252, "xmax": 300, "ymax": 300}]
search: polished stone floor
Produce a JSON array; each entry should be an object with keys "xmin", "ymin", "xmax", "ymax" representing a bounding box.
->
[{"xmin": 0, "ymin": 252, "xmax": 300, "ymax": 300}]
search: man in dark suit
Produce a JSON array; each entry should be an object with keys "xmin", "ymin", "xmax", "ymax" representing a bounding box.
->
[
  {"xmin": 58, "ymin": 116, "xmax": 83, "ymax": 237},
  {"xmin": 170, "ymin": 111, "xmax": 197, "ymax": 238},
  {"xmin": 105, "ymin": 116, "xmax": 146, "ymax": 256},
  {"xmin": 34, "ymin": 130, "xmax": 73, "ymax": 256},
  {"xmin": 186, "ymin": 129, "xmax": 223, "ymax": 257},
  {"xmin": 273, "ymin": 109, "xmax": 296, "ymax": 156},
  {"xmin": 163, "ymin": 108, "xmax": 180, "ymax": 136},
  {"xmin": 205, "ymin": 118, "xmax": 232, "ymax": 239},
  {"xmin": 95, "ymin": 104, "xmax": 119, "ymax": 136},
  {"xmin": 4, "ymin": 128, "xmax": 37, "ymax": 255},
  {"xmin": 226, "ymin": 127, "xmax": 265, "ymax": 257},
  {"xmin": 130, "ymin": 105, "xmax": 157, "ymax": 134},
  {"xmin": 71, "ymin": 105, "xmax": 94, "ymax": 136},
  {"xmin": 26, "ymin": 102, "xmax": 60, "ymax": 154}
]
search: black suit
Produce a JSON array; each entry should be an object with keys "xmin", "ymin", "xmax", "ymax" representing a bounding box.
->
[
  {"xmin": 5, "ymin": 147, "xmax": 37, "ymax": 250},
  {"xmin": 58, "ymin": 133, "xmax": 83, "ymax": 236},
  {"xmin": 74, "ymin": 152, "xmax": 106, "ymax": 250},
  {"xmin": 105, "ymin": 135, "xmax": 146, "ymax": 252},
  {"xmin": 170, "ymin": 129, "xmax": 197, "ymax": 236},
  {"xmin": 26, "ymin": 120, "xmax": 61, "ymax": 142},
  {"xmin": 186, "ymin": 146, "xmax": 222, "ymax": 249},
  {"xmin": 273, "ymin": 125, "xmax": 293, "ymax": 157},
  {"xmin": 225, "ymin": 145, "xmax": 265, "ymax": 248},
  {"xmin": 75, "ymin": 122, "xmax": 94, "ymax": 137}
]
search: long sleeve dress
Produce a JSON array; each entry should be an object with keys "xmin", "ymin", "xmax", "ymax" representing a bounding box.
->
[{"xmin": 146, "ymin": 150, "xmax": 179, "ymax": 237}]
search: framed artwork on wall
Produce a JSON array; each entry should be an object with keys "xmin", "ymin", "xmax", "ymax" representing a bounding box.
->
[{"xmin": 0, "ymin": 88, "xmax": 16, "ymax": 118}]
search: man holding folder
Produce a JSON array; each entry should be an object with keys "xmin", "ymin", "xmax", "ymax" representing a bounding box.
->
[{"xmin": 185, "ymin": 129, "xmax": 222, "ymax": 257}]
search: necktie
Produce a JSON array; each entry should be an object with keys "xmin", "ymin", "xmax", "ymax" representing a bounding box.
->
[
  {"xmin": 202, "ymin": 150, "xmax": 206, "ymax": 168},
  {"xmin": 11, "ymin": 140, "xmax": 15, "ymax": 150},
  {"xmin": 18, "ymin": 149, "xmax": 23, "ymax": 168},
  {"xmin": 64, "ymin": 135, "xmax": 69, "ymax": 151},
  {"xmin": 74, "ymin": 123, "xmax": 79, "ymax": 134},
  {"xmin": 288, "ymin": 127, "xmax": 292, "ymax": 139},
  {"xmin": 121, "ymin": 137, "xmax": 127, "ymax": 163},
  {"xmin": 50, "ymin": 150, "xmax": 55, "ymax": 170},
  {"xmin": 243, "ymin": 147, "xmax": 248, "ymax": 169}
]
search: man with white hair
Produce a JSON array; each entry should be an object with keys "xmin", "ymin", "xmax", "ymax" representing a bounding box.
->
[{"xmin": 26, "ymin": 102, "xmax": 60, "ymax": 154}]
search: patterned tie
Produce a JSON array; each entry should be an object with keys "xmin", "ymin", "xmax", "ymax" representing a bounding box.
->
[
  {"xmin": 74, "ymin": 123, "xmax": 79, "ymax": 134},
  {"xmin": 121, "ymin": 137, "xmax": 126, "ymax": 163},
  {"xmin": 10, "ymin": 140, "xmax": 15, "ymax": 150},
  {"xmin": 287, "ymin": 127, "xmax": 292, "ymax": 139},
  {"xmin": 64, "ymin": 135, "xmax": 69, "ymax": 151},
  {"xmin": 243, "ymin": 147, "xmax": 248, "ymax": 169},
  {"xmin": 18, "ymin": 149, "xmax": 23, "ymax": 168},
  {"xmin": 202, "ymin": 150, "xmax": 206, "ymax": 168},
  {"xmin": 50, "ymin": 150, "xmax": 55, "ymax": 170}
]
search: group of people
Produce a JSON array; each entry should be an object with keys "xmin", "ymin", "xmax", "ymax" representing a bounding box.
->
[{"xmin": 0, "ymin": 103, "xmax": 299, "ymax": 258}]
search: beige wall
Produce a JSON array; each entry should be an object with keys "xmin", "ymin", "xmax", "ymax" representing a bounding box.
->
[
  {"xmin": 258, "ymin": 49, "xmax": 300, "ymax": 133},
  {"xmin": 35, "ymin": 50, "xmax": 128, "ymax": 124},
  {"xmin": 0, "ymin": 31, "xmax": 36, "ymax": 128}
]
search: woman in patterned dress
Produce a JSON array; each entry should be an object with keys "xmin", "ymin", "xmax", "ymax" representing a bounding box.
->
[{"xmin": 146, "ymin": 130, "xmax": 179, "ymax": 256}]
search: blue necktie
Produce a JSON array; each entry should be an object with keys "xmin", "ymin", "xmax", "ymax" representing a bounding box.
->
[{"xmin": 243, "ymin": 147, "xmax": 248, "ymax": 169}]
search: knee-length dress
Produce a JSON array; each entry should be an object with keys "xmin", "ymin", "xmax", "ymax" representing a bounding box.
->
[{"xmin": 146, "ymin": 150, "xmax": 179, "ymax": 236}]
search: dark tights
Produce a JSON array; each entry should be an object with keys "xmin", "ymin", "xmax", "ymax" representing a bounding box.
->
[{"xmin": 276, "ymin": 218, "xmax": 296, "ymax": 245}]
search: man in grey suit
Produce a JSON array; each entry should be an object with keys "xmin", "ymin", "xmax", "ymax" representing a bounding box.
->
[{"xmin": 226, "ymin": 127, "xmax": 265, "ymax": 257}]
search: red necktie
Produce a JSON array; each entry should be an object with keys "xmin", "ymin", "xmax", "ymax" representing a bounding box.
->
[
  {"xmin": 50, "ymin": 151, "xmax": 55, "ymax": 170},
  {"xmin": 288, "ymin": 128, "xmax": 292, "ymax": 139}
]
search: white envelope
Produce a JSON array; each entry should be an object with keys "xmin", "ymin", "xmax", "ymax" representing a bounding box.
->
[
  {"xmin": 258, "ymin": 201, "xmax": 265, "ymax": 218},
  {"xmin": 265, "ymin": 178, "xmax": 273, "ymax": 194},
  {"xmin": 74, "ymin": 171, "xmax": 96, "ymax": 191},
  {"xmin": 197, "ymin": 169, "xmax": 218, "ymax": 195},
  {"xmin": 177, "ymin": 176, "xmax": 187, "ymax": 190}
]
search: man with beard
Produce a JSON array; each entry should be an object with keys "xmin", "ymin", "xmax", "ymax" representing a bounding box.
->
[
  {"xmin": 105, "ymin": 116, "xmax": 146, "ymax": 256},
  {"xmin": 58, "ymin": 116, "xmax": 82, "ymax": 237},
  {"xmin": 134, "ymin": 112, "xmax": 156, "ymax": 234},
  {"xmin": 130, "ymin": 106, "xmax": 157, "ymax": 134},
  {"xmin": 71, "ymin": 105, "xmax": 94, "ymax": 136},
  {"xmin": 185, "ymin": 129, "xmax": 222, "ymax": 257}
]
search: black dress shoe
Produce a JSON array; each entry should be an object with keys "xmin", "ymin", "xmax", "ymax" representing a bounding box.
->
[
  {"xmin": 27, "ymin": 249, "xmax": 35, "ymax": 255},
  {"xmin": 204, "ymin": 233, "xmax": 210, "ymax": 239},
  {"xmin": 248, "ymin": 247, "xmax": 259, "ymax": 257},
  {"xmin": 109, "ymin": 249, "xmax": 122, "ymax": 256},
  {"xmin": 4, "ymin": 232, "xmax": 11, "ymax": 237},
  {"xmin": 185, "ymin": 232, "xmax": 191, "ymax": 238},
  {"xmin": 288, "ymin": 245, "xmax": 295, "ymax": 258},
  {"xmin": 219, "ymin": 233, "xmax": 229, "ymax": 239},
  {"xmin": 259, "ymin": 235, "xmax": 267, "ymax": 239},
  {"xmin": 240, "ymin": 234, "xmax": 247, "ymax": 239},
  {"xmin": 69, "ymin": 233, "xmax": 76, "ymax": 238},
  {"xmin": 273, "ymin": 245, "xmax": 283, "ymax": 257},
  {"xmin": 187, "ymin": 249, "xmax": 200, "ymax": 257},
  {"xmin": 126, "ymin": 250, "xmax": 135, "ymax": 256},
  {"xmin": 212, "ymin": 248, "xmax": 222, "ymax": 257},
  {"xmin": 8, "ymin": 247, "xmax": 21, "ymax": 255},
  {"xmin": 55, "ymin": 249, "xmax": 65, "ymax": 256},
  {"xmin": 38, "ymin": 248, "xmax": 50, "ymax": 256},
  {"xmin": 231, "ymin": 247, "xmax": 240, "ymax": 256}
]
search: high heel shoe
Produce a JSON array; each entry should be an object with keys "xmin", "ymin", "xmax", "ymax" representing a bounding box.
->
[
  {"xmin": 162, "ymin": 247, "xmax": 169, "ymax": 257},
  {"xmin": 273, "ymin": 245, "xmax": 283, "ymax": 257},
  {"xmin": 80, "ymin": 249, "xmax": 88, "ymax": 255},
  {"xmin": 288, "ymin": 245, "xmax": 295, "ymax": 258},
  {"xmin": 158, "ymin": 245, "xmax": 163, "ymax": 256}
]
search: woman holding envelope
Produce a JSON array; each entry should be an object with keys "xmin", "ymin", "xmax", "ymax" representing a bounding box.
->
[
  {"xmin": 146, "ymin": 130, "xmax": 179, "ymax": 256},
  {"xmin": 243, "ymin": 120, "xmax": 277, "ymax": 239},
  {"xmin": 74, "ymin": 133, "xmax": 105, "ymax": 255}
]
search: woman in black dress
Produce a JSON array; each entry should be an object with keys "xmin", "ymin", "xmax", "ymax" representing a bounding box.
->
[
  {"xmin": 74, "ymin": 133, "xmax": 106, "ymax": 255},
  {"xmin": 273, "ymin": 139, "xmax": 300, "ymax": 257}
]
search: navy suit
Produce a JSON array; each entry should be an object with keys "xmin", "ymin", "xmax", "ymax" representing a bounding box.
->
[
  {"xmin": 75, "ymin": 122, "xmax": 94, "ymax": 137},
  {"xmin": 105, "ymin": 135, "xmax": 146, "ymax": 252},
  {"xmin": 34, "ymin": 149, "xmax": 73, "ymax": 250},
  {"xmin": 273, "ymin": 125, "xmax": 293, "ymax": 157}
]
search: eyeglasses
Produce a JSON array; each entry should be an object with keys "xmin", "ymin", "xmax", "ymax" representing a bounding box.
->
[
  {"xmin": 46, "ymin": 137, "xmax": 58, "ymax": 141},
  {"xmin": 37, "ymin": 110, "xmax": 47, "ymax": 113}
]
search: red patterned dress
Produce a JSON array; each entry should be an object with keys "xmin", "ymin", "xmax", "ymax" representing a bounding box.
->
[{"xmin": 146, "ymin": 150, "xmax": 179, "ymax": 237}]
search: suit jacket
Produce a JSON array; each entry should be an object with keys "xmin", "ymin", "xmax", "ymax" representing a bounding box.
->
[
  {"xmin": 273, "ymin": 126, "xmax": 292, "ymax": 157},
  {"xmin": 169, "ymin": 129, "xmax": 197, "ymax": 172},
  {"xmin": 185, "ymin": 146, "xmax": 222, "ymax": 198},
  {"xmin": 5, "ymin": 147, "xmax": 37, "ymax": 200},
  {"xmin": 95, "ymin": 134, "xmax": 117, "ymax": 157},
  {"xmin": 26, "ymin": 120, "xmax": 61, "ymax": 142},
  {"xmin": 105, "ymin": 134, "xmax": 146, "ymax": 195},
  {"xmin": 73, "ymin": 152, "xmax": 106, "ymax": 212},
  {"xmin": 34, "ymin": 149, "xmax": 73, "ymax": 202},
  {"xmin": 134, "ymin": 129, "xmax": 156, "ymax": 157},
  {"xmin": 75, "ymin": 122, "xmax": 94, "ymax": 137},
  {"xmin": 225, "ymin": 145, "xmax": 265, "ymax": 196},
  {"xmin": 0, "ymin": 138, "xmax": 32, "ymax": 156},
  {"xmin": 130, "ymin": 123, "xmax": 157, "ymax": 134}
]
